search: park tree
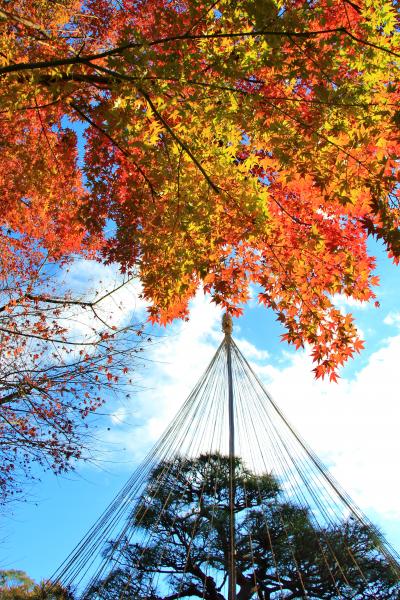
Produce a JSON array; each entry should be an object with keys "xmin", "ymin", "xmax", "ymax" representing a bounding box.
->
[
  {"xmin": 0, "ymin": 570, "xmax": 72, "ymax": 599},
  {"xmin": 1, "ymin": 0, "xmax": 400, "ymax": 383},
  {"xmin": 83, "ymin": 454, "xmax": 400, "ymax": 600},
  {"xmin": 0, "ymin": 242, "xmax": 146, "ymax": 502}
]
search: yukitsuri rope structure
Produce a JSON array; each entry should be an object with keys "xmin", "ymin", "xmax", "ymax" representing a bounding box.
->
[{"xmin": 52, "ymin": 316, "xmax": 400, "ymax": 599}]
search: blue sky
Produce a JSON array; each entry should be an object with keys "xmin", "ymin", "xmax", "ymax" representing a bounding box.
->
[{"xmin": 1, "ymin": 239, "xmax": 400, "ymax": 584}]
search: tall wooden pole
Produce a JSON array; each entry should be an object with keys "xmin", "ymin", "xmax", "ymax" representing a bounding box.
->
[{"xmin": 222, "ymin": 313, "xmax": 236, "ymax": 600}]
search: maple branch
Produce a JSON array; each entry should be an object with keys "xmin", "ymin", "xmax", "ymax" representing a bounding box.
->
[
  {"xmin": 342, "ymin": 2, "xmax": 353, "ymax": 32},
  {"xmin": 176, "ymin": 77, "xmax": 392, "ymax": 109},
  {"xmin": 24, "ymin": 293, "xmax": 112, "ymax": 330},
  {"xmin": 34, "ymin": 95, "xmax": 62, "ymax": 175},
  {"xmin": 286, "ymin": 33, "xmax": 338, "ymax": 88},
  {"xmin": 51, "ymin": 72, "xmax": 112, "ymax": 85},
  {"xmin": 343, "ymin": 29, "xmax": 400, "ymax": 58},
  {"xmin": 0, "ymin": 413, "xmax": 49, "ymax": 456},
  {"xmin": 263, "ymin": 98, "xmax": 376, "ymax": 178},
  {"xmin": 172, "ymin": 148, "xmax": 184, "ymax": 234},
  {"xmin": 70, "ymin": 102, "xmax": 157, "ymax": 197},
  {"xmin": 88, "ymin": 276, "xmax": 137, "ymax": 306},
  {"xmin": 35, "ymin": 72, "xmax": 111, "ymax": 86},
  {"xmin": 0, "ymin": 8, "xmax": 51, "ymax": 39},
  {"xmin": 342, "ymin": 0, "xmax": 362, "ymax": 14},
  {"xmin": 4, "ymin": 341, "xmax": 140, "ymax": 382},
  {"xmin": 270, "ymin": 196, "xmax": 311, "ymax": 228},
  {"xmin": 24, "ymin": 292, "xmax": 95, "ymax": 308},
  {"xmin": 0, "ymin": 29, "xmax": 341, "ymax": 75},
  {"xmin": 184, "ymin": 0, "xmax": 221, "ymax": 35},
  {"xmin": 0, "ymin": 96, "xmax": 65, "ymax": 113},
  {"xmin": 137, "ymin": 87, "xmax": 220, "ymax": 194},
  {"xmin": 29, "ymin": 70, "xmax": 395, "ymax": 111},
  {"xmin": 1, "ymin": 26, "xmax": 398, "ymax": 77}
]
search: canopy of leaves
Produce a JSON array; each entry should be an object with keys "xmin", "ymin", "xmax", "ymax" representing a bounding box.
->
[
  {"xmin": 0, "ymin": 570, "xmax": 71, "ymax": 599},
  {"xmin": 1, "ymin": 0, "xmax": 400, "ymax": 378},
  {"xmin": 82, "ymin": 454, "xmax": 399, "ymax": 600}
]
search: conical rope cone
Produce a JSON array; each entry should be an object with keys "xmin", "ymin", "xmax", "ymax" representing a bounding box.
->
[{"xmin": 51, "ymin": 321, "xmax": 400, "ymax": 599}]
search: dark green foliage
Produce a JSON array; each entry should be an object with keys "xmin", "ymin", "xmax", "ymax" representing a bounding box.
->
[{"xmin": 84, "ymin": 454, "xmax": 400, "ymax": 600}]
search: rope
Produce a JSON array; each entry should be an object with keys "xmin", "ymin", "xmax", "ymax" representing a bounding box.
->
[{"xmin": 50, "ymin": 320, "xmax": 400, "ymax": 599}]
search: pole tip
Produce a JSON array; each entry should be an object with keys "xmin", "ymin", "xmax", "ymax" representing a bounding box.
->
[{"xmin": 222, "ymin": 313, "xmax": 233, "ymax": 336}]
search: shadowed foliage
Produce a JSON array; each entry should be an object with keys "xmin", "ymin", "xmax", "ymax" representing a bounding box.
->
[{"xmin": 84, "ymin": 454, "xmax": 400, "ymax": 599}]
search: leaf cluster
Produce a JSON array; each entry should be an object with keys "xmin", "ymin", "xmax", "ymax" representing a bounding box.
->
[{"xmin": 1, "ymin": 0, "xmax": 400, "ymax": 379}]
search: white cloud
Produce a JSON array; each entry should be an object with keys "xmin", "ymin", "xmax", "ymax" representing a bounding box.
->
[
  {"xmin": 258, "ymin": 337, "xmax": 400, "ymax": 522},
  {"xmin": 247, "ymin": 283, "xmax": 260, "ymax": 309},
  {"xmin": 234, "ymin": 337, "xmax": 269, "ymax": 361},
  {"xmin": 332, "ymin": 293, "xmax": 370, "ymax": 311},
  {"xmin": 383, "ymin": 312, "xmax": 400, "ymax": 328}
]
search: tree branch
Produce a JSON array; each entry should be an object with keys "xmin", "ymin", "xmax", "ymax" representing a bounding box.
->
[
  {"xmin": 2, "ymin": 26, "xmax": 397, "ymax": 77},
  {"xmin": 0, "ymin": 8, "xmax": 51, "ymax": 38},
  {"xmin": 137, "ymin": 87, "xmax": 220, "ymax": 193},
  {"xmin": 70, "ymin": 102, "xmax": 157, "ymax": 197},
  {"xmin": 0, "ymin": 276, "xmax": 136, "ymax": 314},
  {"xmin": 0, "ymin": 385, "xmax": 32, "ymax": 406},
  {"xmin": 0, "ymin": 325, "xmax": 109, "ymax": 346}
]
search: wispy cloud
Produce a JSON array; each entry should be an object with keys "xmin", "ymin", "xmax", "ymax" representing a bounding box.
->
[
  {"xmin": 332, "ymin": 293, "xmax": 371, "ymax": 311},
  {"xmin": 383, "ymin": 312, "xmax": 400, "ymax": 328}
]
